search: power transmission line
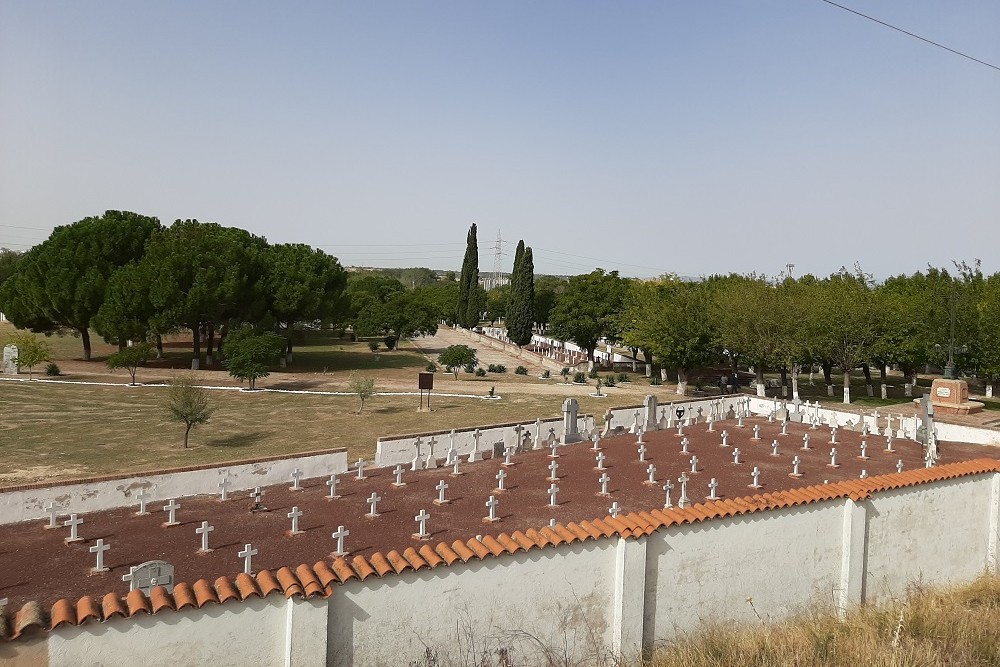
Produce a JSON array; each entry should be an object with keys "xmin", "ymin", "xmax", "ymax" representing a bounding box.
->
[{"xmin": 818, "ymin": 0, "xmax": 1000, "ymax": 72}]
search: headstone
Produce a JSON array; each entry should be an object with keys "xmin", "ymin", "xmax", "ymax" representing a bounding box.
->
[
  {"xmin": 896, "ymin": 459, "xmax": 904, "ymax": 474},
  {"xmin": 680, "ymin": 437, "xmax": 690, "ymax": 454},
  {"xmin": 608, "ymin": 501, "xmax": 621, "ymax": 518},
  {"xmin": 355, "ymin": 459, "xmax": 365, "ymax": 480},
  {"xmin": 662, "ymin": 480, "xmax": 674, "ymax": 509},
  {"xmin": 752, "ymin": 425, "xmax": 760, "ymax": 440},
  {"xmin": 595, "ymin": 452, "xmax": 606, "ymax": 470},
  {"xmin": 678, "ymin": 473, "xmax": 690, "ymax": 508},
  {"xmin": 646, "ymin": 464, "xmax": 656, "ymax": 485},
  {"xmin": 750, "ymin": 467, "xmax": 762, "ymax": 489},
  {"xmin": 239, "ymin": 543, "xmax": 258, "ymax": 574},
  {"xmin": 196, "ymin": 521, "xmax": 214, "ymax": 552},
  {"xmin": 414, "ymin": 510, "xmax": 430, "ymax": 539},
  {"xmin": 707, "ymin": 478, "xmax": 719, "ymax": 501},
  {"xmin": 332, "ymin": 526, "xmax": 349, "ymax": 556},
  {"xmin": 89, "ymin": 539, "xmax": 110, "ymax": 572},
  {"xmin": 598, "ymin": 472, "xmax": 611, "ymax": 495},
  {"xmin": 495, "ymin": 469, "xmax": 507, "ymax": 492},
  {"xmin": 802, "ymin": 434, "xmax": 810, "ymax": 450},
  {"xmin": 2, "ymin": 345, "xmax": 18, "ymax": 375},
  {"xmin": 771, "ymin": 440, "xmax": 780, "ymax": 457},
  {"xmin": 287, "ymin": 506, "xmax": 303, "ymax": 534},
  {"xmin": 791, "ymin": 455, "xmax": 802, "ymax": 477},
  {"xmin": 434, "ymin": 480, "xmax": 449, "ymax": 505},
  {"xmin": 721, "ymin": 431, "xmax": 729, "ymax": 447},
  {"xmin": 123, "ymin": 560, "xmax": 175, "ymax": 594},
  {"xmin": 829, "ymin": 448, "xmax": 839, "ymax": 468},
  {"xmin": 484, "ymin": 495, "xmax": 499, "ymax": 522},
  {"xmin": 393, "ymin": 465, "xmax": 406, "ymax": 487},
  {"xmin": 548, "ymin": 460, "xmax": 559, "ymax": 481},
  {"xmin": 644, "ymin": 395, "xmax": 658, "ymax": 431},
  {"xmin": 533, "ymin": 419, "xmax": 543, "ymax": 450},
  {"xmin": 733, "ymin": 448, "xmax": 742, "ymax": 464},
  {"xmin": 43, "ymin": 501, "xmax": 59, "ymax": 529},
  {"xmin": 638, "ymin": 443, "xmax": 647, "ymax": 462},
  {"xmin": 367, "ymin": 492, "xmax": 382, "ymax": 517},
  {"xmin": 217, "ymin": 479, "xmax": 230, "ymax": 502},
  {"xmin": 690, "ymin": 455, "xmax": 699, "ymax": 473},
  {"xmin": 163, "ymin": 499, "xmax": 180, "ymax": 526},
  {"xmin": 326, "ymin": 474, "xmax": 340, "ymax": 499},
  {"xmin": 548, "ymin": 483, "xmax": 560, "ymax": 507},
  {"xmin": 561, "ymin": 398, "xmax": 581, "ymax": 443},
  {"xmin": 859, "ymin": 441, "xmax": 869, "ymax": 460}
]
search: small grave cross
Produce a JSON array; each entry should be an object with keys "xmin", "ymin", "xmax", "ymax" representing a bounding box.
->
[
  {"xmin": 663, "ymin": 480, "xmax": 674, "ymax": 509},
  {"xmin": 485, "ymin": 495, "xmax": 499, "ymax": 522},
  {"xmin": 721, "ymin": 431, "xmax": 729, "ymax": 447},
  {"xmin": 217, "ymin": 479, "xmax": 230, "ymax": 502},
  {"xmin": 548, "ymin": 483, "xmax": 559, "ymax": 507},
  {"xmin": 829, "ymin": 448, "xmax": 839, "ymax": 468},
  {"xmin": 598, "ymin": 472, "xmax": 610, "ymax": 495},
  {"xmin": 287, "ymin": 506, "xmax": 303, "ymax": 534},
  {"xmin": 791, "ymin": 456, "xmax": 801, "ymax": 477},
  {"xmin": 830, "ymin": 427, "xmax": 838, "ymax": 444},
  {"xmin": 678, "ymin": 473, "xmax": 690, "ymax": 508},
  {"xmin": 646, "ymin": 464, "xmax": 656, "ymax": 484},
  {"xmin": 414, "ymin": 509, "xmax": 430, "ymax": 539},
  {"xmin": 163, "ymin": 499, "xmax": 180, "ymax": 527},
  {"xmin": 771, "ymin": 440, "xmax": 780, "ymax": 457},
  {"xmin": 503, "ymin": 444, "xmax": 515, "ymax": 466},
  {"xmin": 548, "ymin": 460, "xmax": 559, "ymax": 481},
  {"xmin": 393, "ymin": 465, "xmax": 405, "ymax": 487},
  {"xmin": 595, "ymin": 452, "xmax": 606, "ymax": 470},
  {"xmin": 781, "ymin": 421, "xmax": 788, "ymax": 436},
  {"xmin": 750, "ymin": 467, "xmax": 762, "ymax": 489},
  {"xmin": 733, "ymin": 448, "xmax": 742, "ymax": 464},
  {"xmin": 886, "ymin": 435, "xmax": 895, "ymax": 453},
  {"xmin": 802, "ymin": 434, "xmax": 810, "ymax": 450},
  {"xmin": 43, "ymin": 501, "xmax": 59, "ymax": 528},
  {"xmin": 637, "ymin": 443, "xmax": 647, "ymax": 462},
  {"xmin": 680, "ymin": 437, "xmax": 690, "ymax": 454},
  {"xmin": 136, "ymin": 489, "xmax": 151, "ymax": 515},
  {"xmin": 677, "ymin": 422, "xmax": 684, "ymax": 436},
  {"xmin": 332, "ymin": 525, "xmax": 349, "ymax": 555},
  {"xmin": 251, "ymin": 487, "xmax": 264, "ymax": 505},
  {"xmin": 690, "ymin": 455, "xmax": 699, "ymax": 473},
  {"xmin": 290, "ymin": 468, "xmax": 303, "ymax": 491},
  {"xmin": 451, "ymin": 455, "xmax": 462, "ymax": 476},
  {"xmin": 591, "ymin": 434, "xmax": 601, "ymax": 451},
  {"xmin": 860, "ymin": 469, "xmax": 868, "ymax": 479},
  {"xmin": 239, "ymin": 543, "xmax": 257, "ymax": 574},
  {"xmin": 752, "ymin": 425, "xmax": 760, "ymax": 440},
  {"xmin": 355, "ymin": 459, "xmax": 365, "ymax": 480},
  {"xmin": 435, "ymin": 480, "xmax": 449, "ymax": 505},
  {"xmin": 897, "ymin": 459, "xmax": 904, "ymax": 473},
  {"xmin": 707, "ymin": 478, "xmax": 719, "ymax": 501},
  {"xmin": 609, "ymin": 501, "xmax": 621, "ymax": 518},
  {"xmin": 326, "ymin": 474, "xmax": 339, "ymax": 499},
  {"xmin": 89, "ymin": 539, "xmax": 110, "ymax": 572},
  {"xmin": 707, "ymin": 418, "xmax": 715, "ymax": 432},
  {"xmin": 64, "ymin": 513, "xmax": 83, "ymax": 542},
  {"xmin": 549, "ymin": 441, "xmax": 560, "ymax": 458},
  {"xmin": 196, "ymin": 521, "xmax": 214, "ymax": 552},
  {"xmin": 367, "ymin": 492, "xmax": 381, "ymax": 517},
  {"xmin": 859, "ymin": 441, "xmax": 869, "ymax": 460},
  {"xmin": 495, "ymin": 468, "xmax": 507, "ymax": 492}
]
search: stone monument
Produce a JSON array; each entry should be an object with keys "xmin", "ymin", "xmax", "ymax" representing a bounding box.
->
[
  {"xmin": 2, "ymin": 345, "xmax": 18, "ymax": 375},
  {"xmin": 924, "ymin": 378, "xmax": 983, "ymax": 416}
]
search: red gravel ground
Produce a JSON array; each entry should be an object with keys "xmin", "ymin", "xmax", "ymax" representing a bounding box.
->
[{"xmin": 2, "ymin": 416, "xmax": 997, "ymax": 609}]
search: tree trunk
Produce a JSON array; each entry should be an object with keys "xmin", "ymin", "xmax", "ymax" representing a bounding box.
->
[
  {"xmin": 862, "ymin": 363, "xmax": 873, "ymax": 397},
  {"xmin": 191, "ymin": 327, "xmax": 201, "ymax": 370},
  {"xmin": 80, "ymin": 328, "xmax": 92, "ymax": 361},
  {"xmin": 755, "ymin": 367, "xmax": 765, "ymax": 397},
  {"xmin": 677, "ymin": 368, "xmax": 688, "ymax": 396},
  {"xmin": 791, "ymin": 371, "xmax": 800, "ymax": 401},
  {"xmin": 779, "ymin": 366, "xmax": 788, "ymax": 397},
  {"xmin": 842, "ymin": 371, "xmax": 851, "ymax": 404},
  {"xmin": 184, "ymin": 423, "xmax": 192, "ymax": 449},
  {"xmin": 822, "ymin": 361, "xmax": 833, "ymax": 396},
  {"xmin": 286, "ymin": 330, "xmax": 294, "ymax": 364},
  {"xmin": 155, "ymin": 334, "xmax": 163, "ymax": 359},
  {"xmin": 118, "ymin": 341, "xmax": 127, "ymax": 352},
  {"xmin": 205, "ymin": 323, "xmax": 215, "ymax": 367}
]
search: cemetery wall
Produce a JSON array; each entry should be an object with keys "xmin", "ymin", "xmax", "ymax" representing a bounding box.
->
[
  {"xmin": 0, "ymin": 448, "xmax": 350, "ymax": 525},
  {"xmin": 19, "ymin": 470, "xmax": 1000, "ymax": 667}
]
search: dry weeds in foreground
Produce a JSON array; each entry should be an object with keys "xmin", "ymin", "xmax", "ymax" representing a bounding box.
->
[{"xmin": 646, "ymin": 575, "xmax": 1000, "ymax": 667}]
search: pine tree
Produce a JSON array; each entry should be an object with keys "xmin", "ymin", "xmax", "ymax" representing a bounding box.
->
[
  {"xmin": 506, "ymin": 241, "xmax": 535, "ymax": 346},
  {"xmin": 457, "ymin": 223, "xmax": 480, "ymax": 328}
]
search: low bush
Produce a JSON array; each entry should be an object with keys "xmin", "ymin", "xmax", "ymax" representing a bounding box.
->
[
  {"xmin": 603, "ymin": 375, "xmax": 616, "ymax": 387},
  {"xmin": 475, "ymin": 368, "xmax": 487, "ymax": 377},
  {"xmin": 541, "ymin": 370, "xmax": 551, "ymax": 379},
  {"xmin": 368, "ymin": 341, "xmax": 379, "ymax": 353},
  {"xmin": 514, "ymin": 366, "xmax": 528, "ymax": 375},
  {"xmin": 588, "ymin": 368, "xmax": 600, "ymax": 379},
  {"xmin": 487, "ymin": 364, "xmax": 507, "ymax": 373},
  {"xmin": 650, "ymin": 375, "xmax": 662, "ymax": 386},
  {"xmin": 45, "ymin": 362, "xmax": 61, "ymax": 377},
  {"xmin": 560, "ymin": 367, "xmax": 570, "ymax": 381},
  {"xmin": 618, "ymin": 373, "xmax": 630, "ymax": 382},
  {"xmin": 573, "ymin": 371, "xmax": 587, "ymax": 383},
  {"xmin": 464, "ymin": 362, "xmax": 478, "ymax": 374},
  {"xmin": 425, "ymin": 362, "xmax": 437, "ymax": 373}
]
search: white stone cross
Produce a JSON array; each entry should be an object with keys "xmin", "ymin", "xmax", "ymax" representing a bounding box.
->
[
  {"xmin": 599, "ymin": 472, "xmax": 611, "ymax": 495},
  {"xmin": 196, "ymin": 521, "xmax": 214, "ymax": 552},
  {"xmin": 781, "ymin": 421, "xmax": 788, "ymax": 436},
  {"xmin": 122, "ymin": 566, "xmax": 138, "ymax": 588},
  {"xmin": 217, "ymin": 478, "xmax": 230, "ymax": 502},
  {"xmin": 646, "ymin": 464, "xmax": 656, "ymax": 484},
  {"xmin": 367, "ymin": 492, "xmax": 381, "ymax": 517},
  {"xmin": 290, "ymin": 468, "xmax": 303, "ymax": 491},
  {"xmin": 707, "ymin": 418, "xmax": 715, "ymax": 432},
  {"xmin": 591, "ymin": 434, "xmax": 601, "ymax": 451},
  {"xmin": 533, "ymin": 420, "xmax": 542, "ymax": 450},
  {"xmin": 885, "ymin": 435, "xmax": 895, "ymax": 453},
  {"xmin": 485, "ymin": 495, "xmax": 499, "ymax": 522},
  {"xmin": 548, "ymin": 460, "xmax": 559, "ymax": 481},
  {"xmin": 897, "ymin": 459, "xmax": 904, "ymax": 473},
  {"xmin": 792, "ymin": 456, "xmax": 801, "ymax": 477},
  {"xmin": 733, "ymin": 447, "xmax": 742, "ymax": 464},
  {"xmin": 326, "ymin": 474, "xmax": 339, "ymax": 499},
  {"xmin": 750, "ymin": 467, "xmax": 762, "ymax": 489},
  {"xmin": 332, "ymin": 525, "xmax": 349, "ymax": 555},
  {"xmin": 472, "ymin": 429, "xmax": 482, "ymax": 456},
  {"xmin": 435, "ymin": 480, "xmax": 449, "ymax": 505},
  {"xmin": 662, "ymin": 480, "xmax": 674, "ymax": 509},
  {"xmin": 690, "ymin": 456, "xmax": 699, "ymax": 473},
  {"xmin": 239, "ymin": 543, "xmax": 257, "ymax": 574},
  {"xmin": 44, "ymin": 501, "xmax": 59, "ymax": 528},
  {"xmin": 707, "ymin": 478, "xmax": 719, "ymax": 500},
  {"xmin": 830, "ymin": 427, "xmax": 838, "ymax": 443},
  {"xmin": 829, "ymin": 448, "xmax": 839, "ymax": 467},
  {"xmin": 680, "ymin": 437, "xmax": 690, "ymax": 454},
  {"xmin": 548, "ymin": 483, "xmax": 559, "ymax": 507},
  {"xmin": 414, "ymin": 509, "xmax": 430, "ymax": 538},
  {"xmin": 495, "ymin": 468, "xmax": 507, "ymax": 491},
  {"xmin": 860, "ymin": 469, "xmax": 868, "ymax": 479},
  {"xmin": 163, "ymin": 499, "xmax": 180, "ymax": 526},
  {"xmin": 503, "ymin": 444, "xmax": 515, "ymax": 466},
  {"xmin": 752, "ymin": 425, "xmax": 760, "ymax": 440},
  {"xmin": 287, "ymin": 506, "xmax": 303, "ymax": 534},
  {"xmin": 451, "ymin": 455, "xmax": 462, "ymax": 476},
  {"xmin": 549, "ymin": 441, "xmax": 560, "ymax": 458},
  {"xmin": 64, "ymin": 513, "xmax": 83, "ymax": 542},
  {"xmin": 595, "ymin": 451, "xmax": 606, "ymax": 470},
  {"xmin": 638, "ymin": 443, "xmax": 647, "ymax": 462},
  {"xmin": 678, "ymin": 473, "xmax": 690, "ymax": 508},
  {"xmin": 925, "ymin": 450, "xmax": 934, "ymax": 468},
  {"xmin": 251, "ymin": 487, "xmax": 264, "ymax": 505},
  {"xmin": 737, "ymin": 415, "xmax": 744, "ymax": 428},
  {"xmin": 802, "ymin": 434, "xmax": 810, "ymax": 450},
  {"xmin": 771, "ymin": 440, "xmax": 780, "ymax": 457},
  {"xmin": 393, "ymin": 465, "xmax": 405, "ymax": 486},
  {"xmin": 609, "ymin": 501, "xmax": 621, "ymax": 518},
  {"xmin": 859, "ymin": 441, "xmax": 869, "ymax": 460},
  {"xmin": 677, "ymin": 422, "xmax": 684, "ymax": 436},
  {"xmin": 721, "ymin": 431, "xmax": 729, "ymax": 447},
  {"xmin": 89, "ymin": 538, "xmax": 110, "ymax": 572},
  {"xmin": 135, "ymin": 488, "xmax": 151, "ymax": 515},
  {"xmin": 355, "ymin": 458, "xmax": 365, "ymax": 480}
]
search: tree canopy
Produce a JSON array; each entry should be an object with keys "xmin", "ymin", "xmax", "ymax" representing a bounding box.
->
[{"xmin": 547, "ymin": 269, "xmax": 628, "ymax": 362}]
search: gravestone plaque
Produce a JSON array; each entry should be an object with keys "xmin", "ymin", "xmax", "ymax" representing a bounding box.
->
[
  {"xmin": 2, "ymin": 345, "xmax": 17, "ymax": 375},
  {"xmin": 124, "ymin": 560, "xmax": 175, "ymax": 594}
]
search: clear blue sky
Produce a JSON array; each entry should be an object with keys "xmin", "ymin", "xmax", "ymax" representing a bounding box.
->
[{"xmin": 1, "ymin": 1, "xmax": 998, "ymax": 279}]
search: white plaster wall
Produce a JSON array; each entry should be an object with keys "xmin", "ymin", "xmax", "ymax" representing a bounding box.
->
[
  {"xmin": 0, "ymin": 450, "xmax": 349, "ymax": 525},
  {"xmin": 643, "ymin": 501, "xmax": 845, "ymax": 642},
  {"xmin": 48, "ymin": 596, "xmax": 287, "ymax": 667},
  {"xmin": 327, "ymin": 541, "xmax": 617, "ymax": 667},
  {"xmin": 864, "ymin": 475, "xmax": 992, "ymax": 601}
]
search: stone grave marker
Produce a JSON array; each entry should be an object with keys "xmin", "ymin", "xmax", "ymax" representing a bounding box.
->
[{"xmin": 123, "ymin": 560, "xmax": 175, "ymax": 594}]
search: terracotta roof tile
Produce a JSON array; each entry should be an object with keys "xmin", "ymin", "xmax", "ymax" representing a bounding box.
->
[
  {"xmin": 577, "ymin": 520, "xmax": 605, "ymax": 540},
  {"xmin": 564, "ymin": 522, "xmax": 591, "ymax": 541},
  {"xmin": 149, "ymin": 586, "xmax": 174, "ymax": 613},
  {"xmin": 101, "ymin": 592, "xmax": 127, "ymax": 619},
  {"xmin": 351, "ymin": 555, "xmax": 377, "ymax": 580},
  {"xmin": 368, "ymin": 553, "xmax": 393, "ymax": 577},
  {"xmin": 214, "ymin": 576, "xmax": 239, "ymax": 604},
  {"xmin": 257, "ymin": 568, "xmax": 285, "ymax": 597},
  {"xmin": 589, "ymin": 518, "xmax": 617, "ymax": 537},
  {"xmin": 524, "ymin": 527, "xmax": 549, "ymax": 547},
  {"xmin": 480, "ymin": 535, "xmax": 506, "ymax": 557},
  {"xmin": 450, "ymin": 540, "xmax": 476, "ymax": 562},
  {"xmin": 418, "ymin": 544, "xmax": 444, "ymax": 568},
  {"xmin": 385, "ymin": 550, "xmax": 411, "ymax": 574},
  {"xmin": 312, "ymin": 560, "xmax": 338, "ymax": 590},
  {"xmin": 495, "ymin": 533, "xmax": 522, "ymax": 554},
  {"xmin": 171, "ymin": 584, "xmax": 196, "ymax": 611},
  {"xmin": 331, "ymin": 557, "xmax": 357, "ymax": 583},
  {"xmin": 235, "ymin": 573, "xmax": 262, "ymax": 600},
  {"xmin": 75, "ymin": 596, "xmax": 101, "ymax": 624},
  {"xmin": 554, "ymin": 524, "xmax": 579, "ymax": 543},
  {"xmin": 126, "ymin": 589, "xmax": 151, "ymax": 616},
  {"xmin": 466, "ymin": 538, "xmax": 492, "ymax": 560},
  {"xmin": 13, "ymin": 601, "xmax": 44, "ymax": 638},
  {"xmin": 401, "ymin": 547, "xmax": 428, "ymax": 571},
  {"xmin": 295, "ymin": 565, "xmax": 325, "ymax": 598},
  {"xmin": 192, "ymin": 579, "xmax": 219, "ymax": 607},
  {"xmin": 434, "ymin": 542, "xmax": 461, "ymax": 565},
  {"xmin": 511, "ymin": 530, "xmax": 537, "ymax": 551},
  {"xmin": 539, "ymin": 526, "xmax": 563, "ymax": 545},
  {"xmin": 275, "ymin": 567, "xmax": 304, "ymax": 597},
  {"xmin": 49, "ymin": 598, "xmax": 75, "ymax": 630}
]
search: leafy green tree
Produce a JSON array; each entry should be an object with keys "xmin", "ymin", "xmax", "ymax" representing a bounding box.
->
[
  {"xmin": 873, "ymin": 274, "xmax": 934, "ymax": 396},
  {"xmin": 167, "ymin": 374, "xmax": 214, "ymax": 448},
  {"xmin": 6, "ymin": 332, "xmax": 51, "ymax": 380},
  {"xmin": 486, "ymin": 284, "xmax": 509, "ymax": 325},
  {"xmin": 349, "ymin": 276, "xmax": 438, "ymax": 342},
  {"xmin": 457, "ymin": 223, "xmax": 480, "ymax": 328},
  {"xmin": 977, "ymin": 272, "xmax": 1000, "ymax": 395},
  {"xmin": 708, "ymin": 274, "xmax": 783, "ymax": 396},
  {"xmin": 222, "ymin": 327, "xmax": 284, "ymax": 389},
  {"xmin": 620, "ymin": 278, "xmax": 716, "ymax": 395},
  {"xmin": 140, "ymin": 220, "xmax": 268, "ymax": 369},
  {"xmin": 533, "ymin": 276, "xmax": 564, "ymax": 333},
  {"xmin": 264, "ymin": 243, "xmax": 347, "ymax": 363},
  {"xmin": 106, "ymin": 343, "xmax": 154, "ymax": 385},
  {"xmin": 438, "ymin": 344, "xmax": 477, "ymax": 378},
  {"xmin": 93, "ymin": 262, "xmax": 160, "ymax": 349},
  {"xmin": 0, "ymin": 248, "xmax": 22, "ymax": 287},
  {"xmin": 348, "ymin": 372, "xmax": 376, "ymax": 413},
  {"xmin": 506, "ymin": 242, "xmax": 535, "ymax": 346},
  {"xmin": 0, "ymin": 211, "xmax": 161, "ymax": 360},
  {"xmin": 547, "ymin": 269, "xmax": 628, "ymax": 363}
]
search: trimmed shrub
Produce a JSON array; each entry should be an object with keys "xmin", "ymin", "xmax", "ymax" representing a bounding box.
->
[
  {"xmin": 487, "ymin": 364, "xmax": 507, "ymax": 373},
  {"xmin": 425, "ymin": 362, "xmax": 437, "ymax": 373},
  {"xmin": 368, "ymin": 341, "xmax": 379, "ymax": 352},
  {"xmin": 618, "ymin": 373, "xmax": 630, "ymax": 383},
  {"xmin": 650, "ymin": 375, "xmax": 662, "ymax": 386},
  {"xmin": 464, "ymin": 362, "xmax": 477, "ymax": 374},
  {"xmin": 45, "ymin": 362, "xmax": 61, "ymax": 377},
  {"xmin": 588, "ymin": 367, "xmax": 600, "ymax": 379},
  {"xmin": 541, "ymin": 370, "xmax": 551, "ymax": 379},
  {"xmin": 603, "ymin": 375, "xmax": 616, "ymax": 387},
  {"xmin": 515, "ymin": 366, "xmax": 528, "ymax": 375},
  {"xmin": 475, "ymin": 367, "xmax": 487, "ymax": 377},
  {"xmin": 573, "ymin": 371, "xmax": 587, "ymax": 383}
]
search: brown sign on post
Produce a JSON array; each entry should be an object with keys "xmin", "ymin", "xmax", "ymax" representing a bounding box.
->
[{"xmin": 418, "ymin": 373, "xmax": 434, "ymax": 391}]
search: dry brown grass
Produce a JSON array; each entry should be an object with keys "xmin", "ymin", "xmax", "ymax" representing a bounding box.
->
[{"xmin": 645, "ymin": 575, "xmax": 1000, "ymax": 667}]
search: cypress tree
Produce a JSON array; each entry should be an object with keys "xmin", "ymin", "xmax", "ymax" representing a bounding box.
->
[
  {"xmin": 506, "ymin": 241, "xmax": 535, "ymax": 346},
  {"xmin": 457, "ymin": 223, "xmax": 479, "ymax": 328}
]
